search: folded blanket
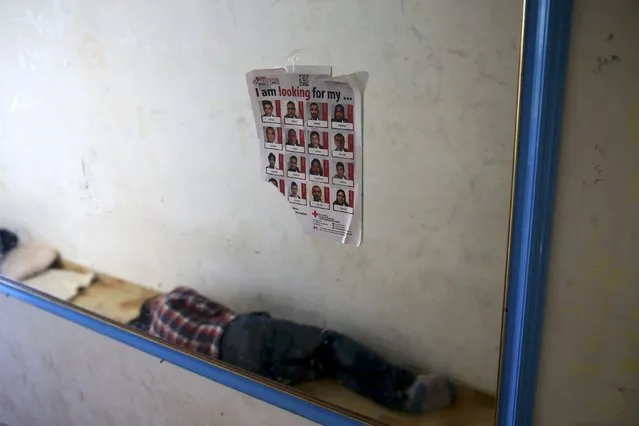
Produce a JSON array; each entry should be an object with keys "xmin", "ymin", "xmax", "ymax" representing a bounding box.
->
[{"xmin": 24, "ymin": 269, "xmax": 95, "ymax": 301}]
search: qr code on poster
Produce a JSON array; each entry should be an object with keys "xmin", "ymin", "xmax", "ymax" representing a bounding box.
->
[{"xmin": 298, "ymin": 73, "xmax": 310, "ymax": 87}]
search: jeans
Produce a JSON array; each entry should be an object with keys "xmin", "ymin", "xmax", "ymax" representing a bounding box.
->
[{"xmin": 219, "ymin": 313, "xmax": 416, "ymax": 411}]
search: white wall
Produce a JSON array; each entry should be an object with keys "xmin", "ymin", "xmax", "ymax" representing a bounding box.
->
[
  {"xmin": 0, "ymin": 295, "xmax": 317, "ymax": 426},
  {"xmin": 0, "ymin": 0, "xmax": 521, "ymax": 392},
  {"xmin": 535, "ymin": 1, "xmax": 639, "ymax": 424}
]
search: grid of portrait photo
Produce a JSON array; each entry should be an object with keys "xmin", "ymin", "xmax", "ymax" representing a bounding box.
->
[{"xmin": 260, "ymin": 94, "xmax": 356, "ymax": 215}]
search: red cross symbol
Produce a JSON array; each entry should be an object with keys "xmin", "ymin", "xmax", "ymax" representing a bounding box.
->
[{"xmin": 312, "ymin": 210, "xmax": 319, "ymax": 218}]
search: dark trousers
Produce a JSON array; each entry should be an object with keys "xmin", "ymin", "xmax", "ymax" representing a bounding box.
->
[{"xmin": 219, "ymin": 313, "xmax": 416, "ymax": 411}]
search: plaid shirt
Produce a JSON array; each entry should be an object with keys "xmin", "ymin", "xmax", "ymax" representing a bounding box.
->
[{"xmin": 146, "ymin": 286, "xmax": 237, "ymax": 359}]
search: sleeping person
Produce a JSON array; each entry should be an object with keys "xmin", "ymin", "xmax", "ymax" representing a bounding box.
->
[{"xmin": 129, "ymin": 286, "xmax": 456, "ymax": 414}]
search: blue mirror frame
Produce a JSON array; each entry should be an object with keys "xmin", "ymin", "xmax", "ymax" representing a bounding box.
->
[
  {"xmin": 0, "ymin": 0, "xmax": 573, "ymax": 424},
  {"xmin": 497, "ymin": 0, "xmax": 572, "ymax": 425}
]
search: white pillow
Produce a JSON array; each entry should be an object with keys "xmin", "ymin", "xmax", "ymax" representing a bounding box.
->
[{"xmin": 0, "ymin": 244, "xmax": 59, "ymax": 281}]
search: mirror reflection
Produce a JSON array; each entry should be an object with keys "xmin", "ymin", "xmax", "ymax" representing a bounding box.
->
[
  {"xmin": 0, "ymin": 220, "xmax": 499, "ymax": 424},
  {"xmin": 0, "ymin": 1, "xmax": 520, "ymax": 424}
]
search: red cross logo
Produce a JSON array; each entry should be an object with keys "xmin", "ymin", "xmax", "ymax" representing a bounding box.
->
[{"xmin": 312, "ymin": 210, "xmax": 319, "ymax": 218}]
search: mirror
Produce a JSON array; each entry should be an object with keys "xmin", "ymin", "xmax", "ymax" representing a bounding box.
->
[{"xmin": 0, "ymin": 1, "xmax": 522, "ymax": 424}]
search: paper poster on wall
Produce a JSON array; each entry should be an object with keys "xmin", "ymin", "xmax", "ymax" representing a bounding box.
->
[{"xmin": 246, "ymin": 66, "xmax": 363, "ymax": 246}]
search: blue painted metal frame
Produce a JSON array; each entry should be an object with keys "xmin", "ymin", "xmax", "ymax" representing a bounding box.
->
[
  {"xmin": 0, "ymin": 1, "xmax": 573, "ymax": 425},
  {"xmin": 497, "ymin": 0, "xmax": 573, "ymax": 425}
]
